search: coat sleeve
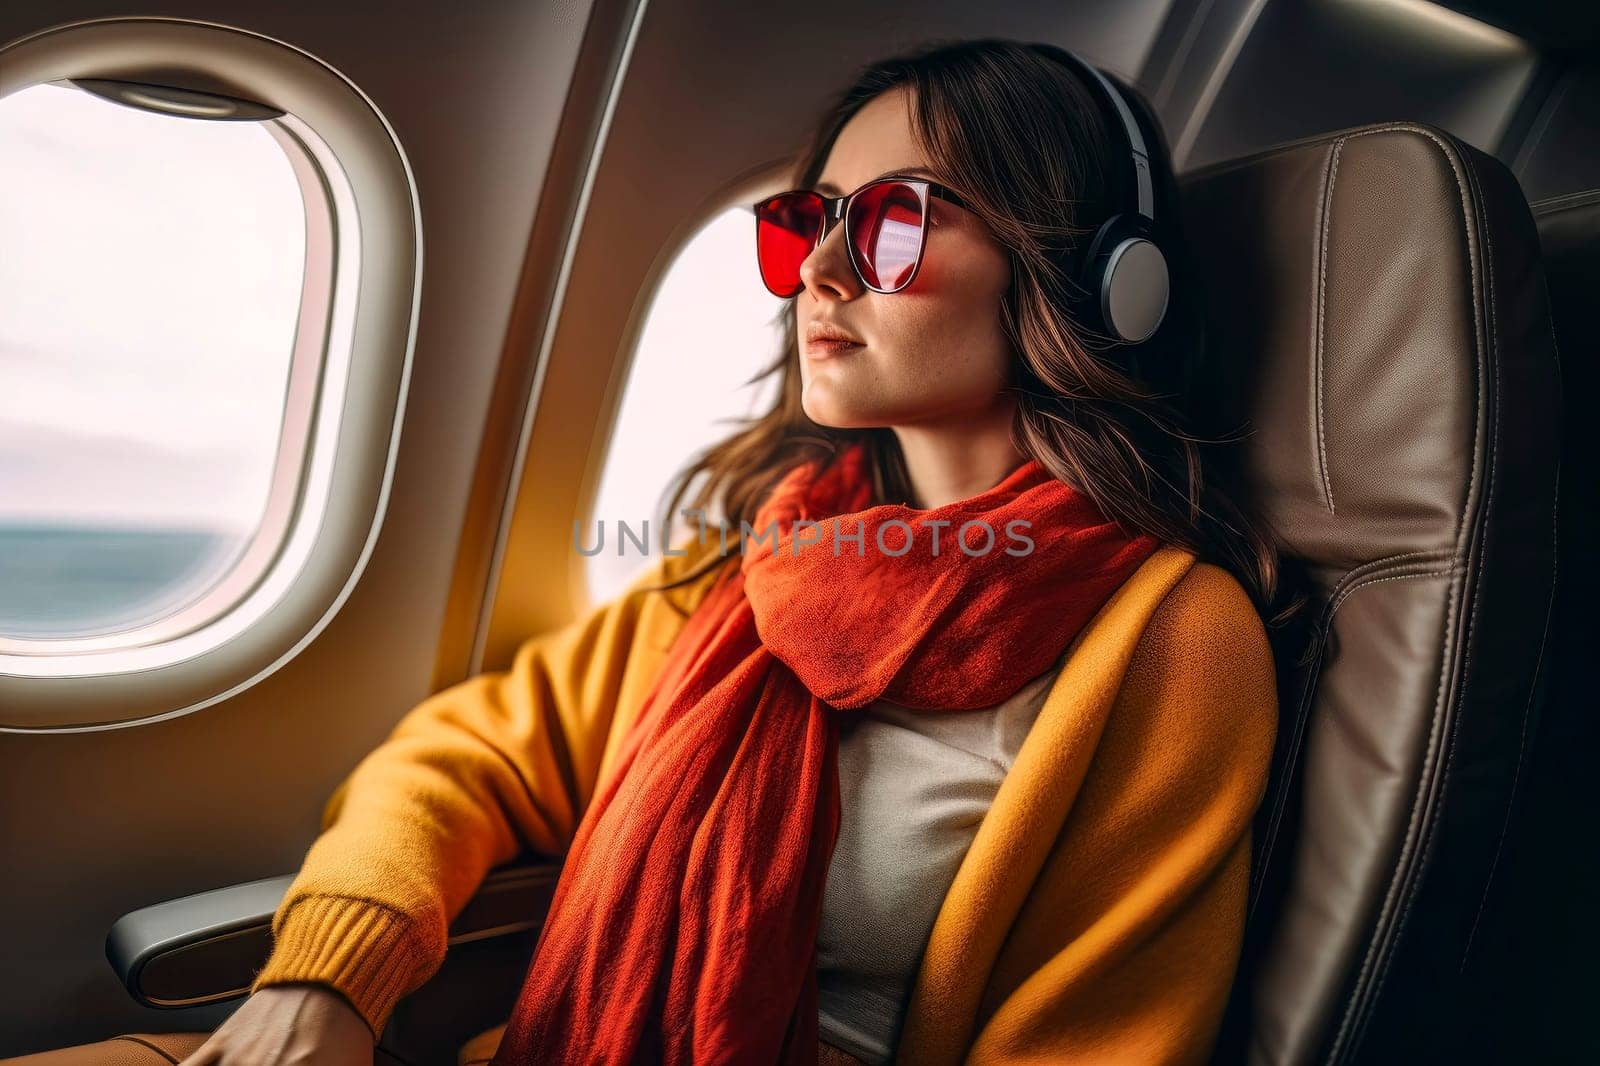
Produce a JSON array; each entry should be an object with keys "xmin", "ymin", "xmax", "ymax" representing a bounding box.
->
[
  {"xmin": 249, "ymin": 539, "xmax": 720, "ymax": 1039},
  {"xmin": 967, "ymin": 562, "xmax": 1280, "ymax": 1066}
]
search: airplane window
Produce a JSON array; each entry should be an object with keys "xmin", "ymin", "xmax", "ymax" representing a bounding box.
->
[
  {"xmin": 584, "ymin": 205, "xmax": 784, "ymax": 605},
  {"xmin": 0, "ymin": 82, "xmax": 305, "ymax": 641}
]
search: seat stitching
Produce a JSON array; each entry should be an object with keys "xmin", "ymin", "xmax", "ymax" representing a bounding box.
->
[
  {"xmin": 1327, "ymin": 561, "xmax": 1457, "ymax": 616},
  {"xmin": 111, "ymin": 1037, "xmax": 181, "ymax": 1064},
  {"xmin": 1315, "ymin": 138, "xmax": 1344, "ymax": 515},
  {"xmin": 1360, "ymin": 547, "xmax": 1456, "ymax": 569}
]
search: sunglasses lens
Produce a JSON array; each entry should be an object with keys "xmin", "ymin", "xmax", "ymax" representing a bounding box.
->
[
  {"xmin": 849, "ymin": 181, "xmax": 926, "ymax": 291},
  {"xmin": 755, "ymin": 192, "xmax": 823, "ymax": 297}
]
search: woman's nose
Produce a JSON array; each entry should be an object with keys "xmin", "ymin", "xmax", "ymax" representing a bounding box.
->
[{"xmin": 798, "ymin": 221, "xmax": 861, "ymax": 301}]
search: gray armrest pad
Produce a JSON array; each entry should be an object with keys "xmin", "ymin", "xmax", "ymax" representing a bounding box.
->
[{"xmin": 106, "ymin": 860, "xmax": 562, "ymax": 1008}]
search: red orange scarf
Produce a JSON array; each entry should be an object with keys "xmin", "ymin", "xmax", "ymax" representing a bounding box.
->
[{"xmin": 490, "ymin": 441, "xmax": 1159, "ymax": 1064}]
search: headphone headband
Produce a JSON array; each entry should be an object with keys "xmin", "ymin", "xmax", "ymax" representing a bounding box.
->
[
  {"xmin": 1030, "ymin": 43, "xmax": 1170, "ymax": 347},
  {"xmin": 1035, "ymin": 47, "xmax": 1155, "ymax": 221}
]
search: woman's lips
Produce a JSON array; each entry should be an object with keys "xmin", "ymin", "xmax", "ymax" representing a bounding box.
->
[{"xmin": 803, "ymin": 338, "xmax": 864, "ymax": 359}]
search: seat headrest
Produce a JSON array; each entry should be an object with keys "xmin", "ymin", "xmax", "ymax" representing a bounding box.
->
[{"xmin": 1182, "ymin": 124, "xmax": 1556, "ymax": 569}]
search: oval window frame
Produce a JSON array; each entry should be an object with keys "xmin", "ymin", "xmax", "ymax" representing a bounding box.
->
[{"xmin": 0, "ymin": 16, "xmax": 421, "ymax": 733}]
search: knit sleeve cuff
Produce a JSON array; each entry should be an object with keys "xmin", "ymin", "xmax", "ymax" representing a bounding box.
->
[{"xmin": 250, "ymin": 895, "xmax": 433, "ymax": 1040}]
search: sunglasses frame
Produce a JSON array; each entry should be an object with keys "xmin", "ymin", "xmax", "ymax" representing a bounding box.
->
[{"xmin": 752, "ymin": 175, "xmax": 971, "ymax": 298}]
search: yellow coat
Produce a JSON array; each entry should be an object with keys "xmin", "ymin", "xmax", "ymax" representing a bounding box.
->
[{"xmin": 252, "ymin": 532, "xmax": 1278, "ymax": 1065}]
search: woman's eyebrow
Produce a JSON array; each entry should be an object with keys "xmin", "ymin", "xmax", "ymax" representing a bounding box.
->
[{"xmin": 814, "ymin": 166, "xmax": 941, "ymax": 195}]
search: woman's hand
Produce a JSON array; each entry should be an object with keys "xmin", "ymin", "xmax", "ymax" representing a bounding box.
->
[{"xmin": 176, "ymin": 983, "xmax": 375, "ymax": 1065}]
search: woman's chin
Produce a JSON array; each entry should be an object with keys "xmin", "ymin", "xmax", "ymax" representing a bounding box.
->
[{"xmin": 800, "ymin": 399, "xmax": 882, "ymax": 430}]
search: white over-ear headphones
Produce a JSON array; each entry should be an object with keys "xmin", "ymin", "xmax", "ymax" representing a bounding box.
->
[{"xmin": 1033, "ymin": 46, "xmax": 1172, "ymax": 346}]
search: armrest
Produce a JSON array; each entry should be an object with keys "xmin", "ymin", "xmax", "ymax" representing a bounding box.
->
[{"xmin": 106, "ymin": 860, "xmax": 562, "ymax": 1008}]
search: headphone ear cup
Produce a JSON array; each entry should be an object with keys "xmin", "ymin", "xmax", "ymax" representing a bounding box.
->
[{"xmin": 1081, "ymin": 215, "xmax": 1169, "ymax": 345}]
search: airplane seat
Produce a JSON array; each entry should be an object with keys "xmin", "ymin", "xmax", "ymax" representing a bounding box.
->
[{"xmin": 1176, "ymin": 124, "xmax": 1563, "ymax": 1065}]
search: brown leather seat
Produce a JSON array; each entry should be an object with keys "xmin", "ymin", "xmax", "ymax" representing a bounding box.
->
[
  {"xmin": 1176, "ymin": 125, "xmax": 1562, "ymax": 1063},
  {"xmin": 0, "ymin": 1034, "xmax": 211, "ymax": 1066},
  {"xmin": 0, "ymin": 1033, "xmax": 408, "ymax": 1065}
]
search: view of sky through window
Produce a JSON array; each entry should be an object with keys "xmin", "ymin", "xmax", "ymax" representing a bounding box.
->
[
  {"xmin": 584, "ymin": 205, "xmax": 786, "ymax": 605},
  {"xmin": 0, "ymin": 82, "xmax": 307, "ymax": 637}
]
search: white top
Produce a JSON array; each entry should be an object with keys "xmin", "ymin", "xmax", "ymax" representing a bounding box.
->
[{"xmin": 814, "ymin": 660, "xmax": 1064, "ymax": 1063}]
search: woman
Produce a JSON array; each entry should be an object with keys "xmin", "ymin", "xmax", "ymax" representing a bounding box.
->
[{"xmin": 19, "ymin": 37, "xmax": 1302, "ymax": 1066}]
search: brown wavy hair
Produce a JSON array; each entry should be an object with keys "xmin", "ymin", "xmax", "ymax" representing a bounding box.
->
[{"xmin": 640, "ymin": 37, "xmax": 1312, "ymax": 655}]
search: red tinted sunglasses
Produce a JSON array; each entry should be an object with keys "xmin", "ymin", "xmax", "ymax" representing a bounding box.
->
[{"xmin": 753, "ymin": 176, "xmax": 971, "ymax": 298}]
